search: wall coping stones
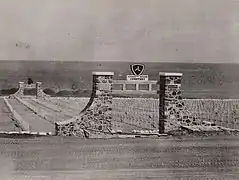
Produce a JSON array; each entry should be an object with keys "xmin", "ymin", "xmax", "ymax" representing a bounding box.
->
[
  {"xmin": 0, "ymin": 131, "xmax": 54, "ymax": 137},
  {"xmin": 159, "ymin": 72, "xmax": 183, "ymax": 76},
  {"xmin": 92, "ymin": 72, "xmax": 114, "ymax": 75},
  {"xmin": 181, "ymin": 125, "xmax": 225, "ymax": 132},
  {"xmin": 55, "ymin": 116, "xmax": 79, "ymax": 125}
]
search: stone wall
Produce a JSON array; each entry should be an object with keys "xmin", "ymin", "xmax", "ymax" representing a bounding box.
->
[
  {"xmin": 55, "ymin": 72, "xmax": 114, "ymax": 137},
  {"xmin": 183, "ymin": 99, "xmax": 239, "ymax": 130},
  {"xmin": 55, "ymin": 71, "xmax": 205, "ymax": 137},
  {"xmin": 6, "ymin": 71, "xmax": 225, "ymax": 137},
  {"xmin": 13, "ymin": 82, "xmax": 50, "ymax": 99}
]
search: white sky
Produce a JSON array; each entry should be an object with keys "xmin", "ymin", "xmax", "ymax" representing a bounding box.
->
[{"xmin": 0, "ymin": 0, "xmax": 239, "ymax": 63}]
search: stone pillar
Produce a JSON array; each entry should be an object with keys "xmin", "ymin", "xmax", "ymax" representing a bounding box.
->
[
  {"xmin": 36, "ymin": 82, "xmax": 42, "ymax": 98},
  {"xmin": 92, "ymin": 72, "xmax": 114, "ymax": 131},
  {"xmin": 15, "ymin": 82, "xmax": 24, "ymax": 96},
  {"xmin": 159, "ymin": 72, "xmax": 183, "ymax": 133},
  {"xmin": 36, "ymin": 82, "xmax": 50, "ymax": 99}
]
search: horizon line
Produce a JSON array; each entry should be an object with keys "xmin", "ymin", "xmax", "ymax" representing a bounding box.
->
[{"xmin": 0, "ymin": 60, "xmax": 238, "ymax": 64}]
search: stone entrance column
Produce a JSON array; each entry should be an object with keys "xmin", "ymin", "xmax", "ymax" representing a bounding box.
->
[
  {"xmin": 159, "ymin": 72, "xmax": 183, "ymax": 133},
  {"xmin": 15, "ymin": 82, "xmax": 24, "ymax": 96},
  {"xmin": 36, "ymin": 82, "xmax": 50, "ymax": 99},
  {"xmin": 91, "ymin": 72, "xmax": 114, "ymax": 131},
  {"xmin": 36, "ymin": 82, "xmax": 42, "ymax": 99}
]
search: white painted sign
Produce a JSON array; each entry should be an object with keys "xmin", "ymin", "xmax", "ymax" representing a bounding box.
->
[{"xmin": 127, "ymin": 75, "xmax": 149, "ymax": 81}]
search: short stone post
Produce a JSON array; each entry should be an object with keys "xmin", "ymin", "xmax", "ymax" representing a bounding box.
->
[
  {"xmin": 37, "ymin": 82, "xmax": 51, "ymax": 99},
  {"xmin": 159, "ymin": 72, "xmax": 183, "ymax": 133},
  {"xmin": 36, "ymin": 82, "xmax": 42, "ymax": 98},
  {"xmin": 16, "ymin": 82, "xmax": 24, "ymax": 96}
]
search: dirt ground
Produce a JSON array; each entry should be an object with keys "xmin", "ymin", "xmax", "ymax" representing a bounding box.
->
[
  {"xmin": 0, "ymin": 97, "xmax": 239, "ymax": 179},
  {"xmin": 0, "ymin": 135, "xmax": 238, "ymax": 180}
]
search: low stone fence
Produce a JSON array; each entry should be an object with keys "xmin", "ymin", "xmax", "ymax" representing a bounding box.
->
[
  {"xmin": 183, "ymin": 99, "xmax": 239, "ymax": 129},
  {"xmin": 3, "ymin": 97, "xmax": 30, "ymax": 131},
  {"xmin": 6, "ymin": 71, "xmax": 236, "ymax": 137},
  {"xmin": 5, "ymin": 71, "xmax": 238, "ymax": 137},
  {"xmin": 14, "ymin": 81, "xmax": 50, "ymax": 99}
]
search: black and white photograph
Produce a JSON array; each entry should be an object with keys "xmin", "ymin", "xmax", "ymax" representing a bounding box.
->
[{"xmin": 0, "ymin": 0, "xmax": 239, "ymax": 179}]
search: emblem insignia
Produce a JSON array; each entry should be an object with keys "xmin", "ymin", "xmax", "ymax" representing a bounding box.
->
[{"xmin": 130, "ymin": 64, "xmax": 145, "ymax": 75}]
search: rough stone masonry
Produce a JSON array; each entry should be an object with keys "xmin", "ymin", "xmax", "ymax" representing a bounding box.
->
[
  {"xmin": 159, "ymin": 72, "xmax": 201, "ymax": 133},
  {"xmin": 36, "ymin": 82, "xmax": 50, "ymax": 99},
  {"xmin": 13, "ymin": 81, "xmax": 50, "ymax": 99},
  {"xmin": 56, "ymin": 71, "xmax": 203, "ymax": 137},
  {"xmin": 55, "ymin": 72, "xmax": 114, "ymax": 137}
]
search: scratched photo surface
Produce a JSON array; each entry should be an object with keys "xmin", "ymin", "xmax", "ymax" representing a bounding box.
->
[{"xmin": 0, "ymin": 0, "xmax": 239, "ymax": 180}]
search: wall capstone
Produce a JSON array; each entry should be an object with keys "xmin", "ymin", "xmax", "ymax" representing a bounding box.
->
[{"xmin": 55, "ymin": 72, "xmax": 114, "ymax": 137}]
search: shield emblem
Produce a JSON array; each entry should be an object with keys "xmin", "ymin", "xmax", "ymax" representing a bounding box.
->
[{"xmin": 130, "ymin": 64, "xmax": 145, "ymax": 75}]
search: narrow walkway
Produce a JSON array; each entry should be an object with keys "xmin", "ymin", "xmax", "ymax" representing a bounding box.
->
[
  {"xmin": 0, "ymin": 98, "xmax": 21, "ymax": 131},
  {"xmin": 7, "ymin": 98, "xmax": 54, "ymax": 133},
  {"xmin": 26, "ymin": 99, "xmax": 71, "ymax": 123}
]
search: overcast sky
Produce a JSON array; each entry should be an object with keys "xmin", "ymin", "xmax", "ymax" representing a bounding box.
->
[{"xmin": 0, "ymin": 0, "xmax": 238, "ymax": 63}]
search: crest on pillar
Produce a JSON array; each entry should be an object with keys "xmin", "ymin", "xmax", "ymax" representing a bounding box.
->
[{"xmin": 130, "ymin": 64, "xmax": 145, "ymax": 75}]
